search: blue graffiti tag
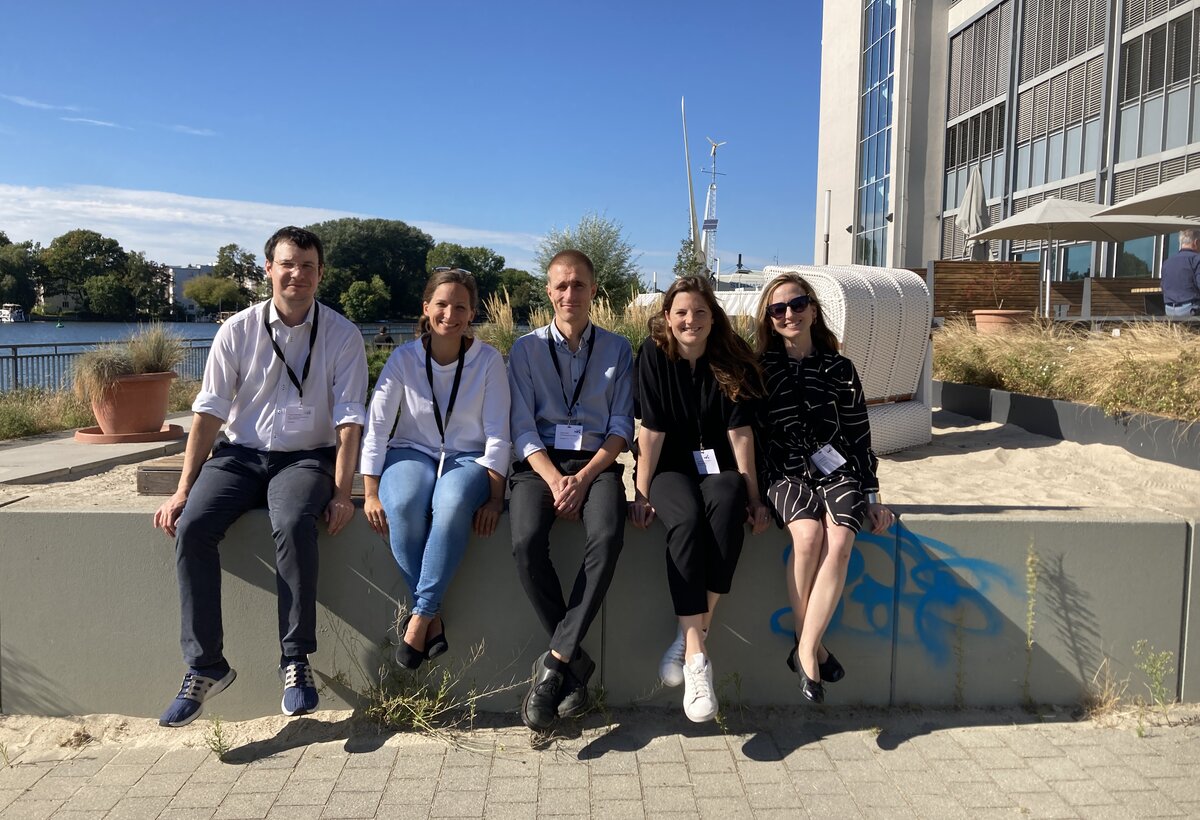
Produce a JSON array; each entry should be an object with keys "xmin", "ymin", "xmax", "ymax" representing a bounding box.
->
[{"xmin": 769, "ymin": 524, "xmax": 1018, "ymax": 665}]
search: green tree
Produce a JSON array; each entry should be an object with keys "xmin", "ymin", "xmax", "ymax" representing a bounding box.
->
[
  {"xmin": 533, "ymin": 213, "xmax": 642, "ymax": 310},
  {"xmin": 184, "ymin": 275, "xmax": 244, "ymax": 313},
  {"xmin": 40, "ymin": 229, "xmax": 127, "ymax": 306},
  {"xmin": 0, "ymin": 230, "xmax": 10, "ymax": 247},
  {"xmin": 340, "ymin": 276, "xmax": 392, "ymax": 322},
  {"xmin": 672, "ymin": 235, "xmax": 706, "ymax": 279},
  {"xmin": 213, "ymin": 243, "xmax": 263, "ymax": 297},
  {"xmin": 426, "ymin": 242, "xmax": 507, "ymax": 302},
  {"xmin": 305, "ymin": 218, "xmax": 434, "ymax": 317},
  {"xmin": 495, "ymin": 267, "xmax": 540, "ymax": 321},
  {"xmin": 83, "ymin": 274, "xmax": 133, "ymax": 319},
  {"xmin": 0, "ymin": 241, "xmax": 42, "ymax": 310},
  {"xmin": 124, "ymin": 252, "xmax": 172, "ymax": 318}
]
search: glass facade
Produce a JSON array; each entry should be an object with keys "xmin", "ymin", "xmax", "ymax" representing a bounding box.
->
[{"xmin": 855, "ymin": 0, "xmax": 895, "ymax": 266}]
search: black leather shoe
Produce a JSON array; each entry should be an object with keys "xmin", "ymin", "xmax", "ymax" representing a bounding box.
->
[
  {"xmin": 819, "ymin": 646, "xmax": 845, "ymax": 684},
  {"xmin": 557, "ymin": 650, "xmax": 596, "ymax": 719},
  {"xmin": 393, "ymin": 613, "xmax": 425, "ymax": 671},
  {"xmin": 795, "ymin": 659, "xmax": 825, "ymax": 704},
  {"xmin": 521, "ymin": 652, "xmax": 563, "ymax": 731},
  {"xmin": 425, "ymin": 618, "xmax": 448, "ymax": 661}
]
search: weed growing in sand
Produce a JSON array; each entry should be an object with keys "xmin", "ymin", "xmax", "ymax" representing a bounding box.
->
[
  {"xmin": 1083, "ymin": 656, "xmax": 1129, "ymax": 723},
  {"xmin": 0, "ymin": 741, "xmax": 11, "ymax": 768},
  {"xmin": 204, "ymin": 717, "xmax": 231, "ymax": 762},
  {"xmin": 933, "ymin": 319, "xmax": 1200, "ymax": 422},
  {"xmin": 1022, "ymin": 540, "xmax": 1039, "ymax": 710},
  {"xmin": 59, "ymin": 728, "xmax": 93, "ymax": 749},
  {"xmin": 714, "ymin": 671, "xmax": 745, "ymax": 733},
  {"xmin": 1133, "ymin": 640, "xmax": 1176, "ymax": 722}
]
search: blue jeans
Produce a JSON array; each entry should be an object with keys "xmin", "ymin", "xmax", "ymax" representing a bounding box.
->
[{"xmin": 378, "ymin": 447, "xmax": 491, "ymax": 617}]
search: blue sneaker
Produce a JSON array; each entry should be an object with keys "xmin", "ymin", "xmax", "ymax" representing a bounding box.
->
[
  {"xmin": 158, "ymin": 666, "xmax": 236, "ymax": 727},
  {"xmin": 280, "ymin": 659, "xmax": 319, "ymax": 716}
]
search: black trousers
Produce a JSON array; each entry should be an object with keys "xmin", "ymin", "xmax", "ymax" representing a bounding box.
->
[
  {"xmin": 648, "ymin": 470, "xmax": 748, "ymax": 616},
  {"xmin": 174, "ymin": 443, "xmax": 334, "ymax": 667},
  {"xmin": 509, "ymin": 450, "xmax": 626, "ymax": 660}
]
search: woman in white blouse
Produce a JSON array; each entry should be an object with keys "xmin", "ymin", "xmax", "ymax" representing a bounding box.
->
[{"xmin": 360, "ymin": 268, "xmax": 511, "ymax": 669}]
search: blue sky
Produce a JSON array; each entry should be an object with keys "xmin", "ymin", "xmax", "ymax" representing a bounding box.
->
[{"xmin": 0, "ymin": 1, "xmax": 822, "ymax": 284}]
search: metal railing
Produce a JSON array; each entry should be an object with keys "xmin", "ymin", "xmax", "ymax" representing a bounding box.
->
[{"xmin": 0, "ymin": 340, "xmax": 213, "ymax": 392}]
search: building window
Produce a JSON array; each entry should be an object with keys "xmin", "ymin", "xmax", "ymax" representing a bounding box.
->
[
  {"xmin": 1117, "ymin": 10, "xmax": 1200, "ymax": 163},
  {"xmin": 855, "ymin": 0, "xmax": 895, "ymax": 265}
]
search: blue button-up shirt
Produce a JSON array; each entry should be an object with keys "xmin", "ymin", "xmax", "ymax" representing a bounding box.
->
[{"xmin": 508, "ymin": 321, "xmax": 634, "ymax": 461}]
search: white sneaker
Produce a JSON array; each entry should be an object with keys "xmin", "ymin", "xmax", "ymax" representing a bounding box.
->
[
  {"xmin": 682, "ymin": 653, "xmax": 718, "ymax": 722},
  {"xmin": 659, "ymin": 629, "xmax": 686, "ymax": 687}
]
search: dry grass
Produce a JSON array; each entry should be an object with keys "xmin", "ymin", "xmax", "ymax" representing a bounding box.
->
[
  {"xmin": 0, "ymin": 380, "xmax": 200, "ymax": 442},
  {"xmin": 474, "ymin": 289, "xmax": 521, "ymax": 355},
  {"xmin": 934, "ymin": 319, "xmax": 1200, "ymax": 421}
]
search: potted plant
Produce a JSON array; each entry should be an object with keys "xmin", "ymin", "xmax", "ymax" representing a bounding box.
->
[
  {"xmin": 73, "ymin": 324, "xmax": 185, "ymax": 441},
  {"xmin": 964, "ymin": 263, "xmax": 1035, "ymax": 333}
]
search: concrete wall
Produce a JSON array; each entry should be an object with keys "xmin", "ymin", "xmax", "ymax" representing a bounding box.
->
[{"xmin": 1, "ymin": 506, "xmax": 1193, "ymax": 718}]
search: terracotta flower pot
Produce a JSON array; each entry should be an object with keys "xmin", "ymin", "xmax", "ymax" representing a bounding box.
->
[
  {"xmin": 89, "ymin": 371, "xmax": 177, "ymax": 435},
  {"xmin": 972, "ymin": 309, "xmax": 1034, "ymax": 334}
]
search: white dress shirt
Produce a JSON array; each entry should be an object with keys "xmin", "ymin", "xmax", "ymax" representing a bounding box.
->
[
  {"xmin": 360, "ymin": 337, "xmax": 512, "ymax": 477},
  {"xmin": 192, "ymin": 300, "xmax": 368, "ymax": 452}
]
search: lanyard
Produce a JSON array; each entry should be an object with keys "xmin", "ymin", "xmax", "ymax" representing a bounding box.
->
[
  {"xmin": 685, "ymin": 358, "xmax": 707, "ymax": 450},
  {"xmin": 425, "ymin": 335, "xmax": 467, "ymax": 449},
  {"xmin": 264, "ymin": 301, "xmax": 319, "ymax": 400},
  {"xmin": 546, "ymin": 324, "xmax": 596, "ymax": 420}
]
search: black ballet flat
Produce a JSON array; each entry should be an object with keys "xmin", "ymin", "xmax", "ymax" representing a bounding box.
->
[
  {"xmin": 819, "ymin": 647, "xmax": 845, "ymax": 684},
  {"xmin": 394, "ymin": 613, "xmax": 426, "ymax": 670},
  {"xmin": 796, "ymin": 660, "xmax": 825, "ymax": 704},
  {"xmin": 425, "ymin": 619, "xmax": 448, "ymax": 660}
]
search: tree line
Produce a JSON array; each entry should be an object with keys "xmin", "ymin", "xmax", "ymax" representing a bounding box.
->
[{"xmin": 0, "ymin": 213, "xmax": 643, "ymax": 322}]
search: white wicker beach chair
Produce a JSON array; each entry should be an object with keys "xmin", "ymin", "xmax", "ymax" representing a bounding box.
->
[{"xmin": 761, "ymin": 265, "xmax": 932, "ymax": 455}]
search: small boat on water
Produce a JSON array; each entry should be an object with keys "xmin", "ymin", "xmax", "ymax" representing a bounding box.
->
[{"xmin": 0, "ymin": 303, "xmax": 27, "ymax": 323}]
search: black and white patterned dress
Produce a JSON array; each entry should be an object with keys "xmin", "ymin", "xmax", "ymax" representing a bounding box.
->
[{"xmin": 757, "ymin": 342, "xmax": 879, "ymax": 532}]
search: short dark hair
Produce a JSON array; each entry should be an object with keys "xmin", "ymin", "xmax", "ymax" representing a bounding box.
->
[
  {"xmin": 417, "ymin": 268, "xmax": 479, "ymax": 336},
  {"xmin": 265, "ymin": 226, "xmax": 324, "ymax": 268},
  {"xmin": 547, "ymin": 249, "xmax": 595, "ymax": 280}
]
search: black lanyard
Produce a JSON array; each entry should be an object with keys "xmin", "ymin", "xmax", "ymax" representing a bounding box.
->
[
  {"xmin": 546, "ymin": 324, "xmax": 596, "ymax": 420},
  {"xmin": 425, "ymin": 335, "xmax": 467, "ymax": 449},
  {"xmin": 685, "ymin": 358, "xmax": 707, "ymax": 450},
  {"xmin": 264, "ymin": 301, "xmax": 319, "ymax": 400}
]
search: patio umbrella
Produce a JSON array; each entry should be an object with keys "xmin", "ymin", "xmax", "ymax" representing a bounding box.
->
[
  {"xmin": 1097, "ymin": 168, "xmax": 1200, "ymax": 218},
  {"xmin": 955, "ymin": 165, "xmax": 990, "ymax": 260},
  {"xmin": 970, "ymin": 197, "xmax": 1200, "ymax": 312}
]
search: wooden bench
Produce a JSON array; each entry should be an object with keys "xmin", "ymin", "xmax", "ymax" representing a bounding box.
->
[{"xmin": 137, "ymin": 455, "xmax": 367, "ymax": 497}]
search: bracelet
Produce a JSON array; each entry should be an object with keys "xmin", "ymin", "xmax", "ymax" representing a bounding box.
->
[{"xmin": 865, "ymin": 492, "xmax": 880, "ymax": 505}]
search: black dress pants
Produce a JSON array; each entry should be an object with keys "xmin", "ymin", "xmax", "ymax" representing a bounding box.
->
[
  {"xmin": 509, "ymin": 450, "xmax": 626, "ymax": 660},
  {"xmin": 648, "ymin": 470, "xmax": 748, "ymax": 616}
]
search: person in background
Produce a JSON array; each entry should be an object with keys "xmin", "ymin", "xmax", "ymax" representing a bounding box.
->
[
  {"xmin": 360, "ymin": 268, "xmax": 510, "ymax": 670},
  {"xmin": 507, "ymin": 250, "xmax": 634, "ymax": 732},
  {"xmin": 153, "ymin": 226, "xmax": 367, "ymax": 726},
  {"xmin": 629, "ymin": 275, "xmax": 769, "ymax": 723},
  {"xmin": 753, "ymin": 272, "xmax": 893, "ymax": 704},
  {"xmin": 373, "ymin": 325, "xmax": 396, "ymax": 350},
  {"xmin": 1162, "ymin": 229, "xmax": 1200, "ymax": 318}
]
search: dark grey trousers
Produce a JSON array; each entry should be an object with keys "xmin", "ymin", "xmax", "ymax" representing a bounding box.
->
[
  {"xmin": 174, "ymin": 443, "xmax": 334, "ymax": 667},
  {"xmin": 509, "ymin": 451, "xmax": 626, "ymax": 660}
]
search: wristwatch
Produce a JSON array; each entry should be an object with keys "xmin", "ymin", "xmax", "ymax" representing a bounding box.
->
[{"xmin": 865, "ymin": 492, "xmax": 880, "ymax": 505}]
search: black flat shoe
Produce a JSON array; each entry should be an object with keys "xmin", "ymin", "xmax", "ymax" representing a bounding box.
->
[
  {"xmin": 819, "ymin": 646, "xmax": 845, "ymax": 684},
  {"xmin": 795, "ymin": 658, "xmax": 825, "ymax": 704},
  {"xmin": 425, "ymin": 618, "xmax": 448, "ymax": 660},
  {"xmin": 394, "ymin": 613, "xmax": 426, "ymax": 670}
]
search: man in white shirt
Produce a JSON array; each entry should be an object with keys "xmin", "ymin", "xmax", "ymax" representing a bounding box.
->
[{"xmin": 152, "ymin": 226, "xmax": 367, "ymax": 727}]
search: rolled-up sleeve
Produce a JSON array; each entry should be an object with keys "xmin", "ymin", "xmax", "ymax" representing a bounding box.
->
[
  {"xmin": 606, "ymin": 338, "xmax": 635, "ymax": 446},
  {"xmin": 192, "ymin": 323, "xmax": 237, "ymax": 421},
  {"xmin": 330, "ymin": 331, "xmax": 368, "ymax": 429},
  {"xmin": 478, "ymin": 349, "xmax": 513, "ymax": 475},
  {"xmin": 507, "ymin": 336, "xmax": 546, "ymax": 461},
  {"xmin": 360, "ymin": 353, "xmax": 403, "ymax": 477}
]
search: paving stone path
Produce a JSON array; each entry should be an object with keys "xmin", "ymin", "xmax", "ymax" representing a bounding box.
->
[{"xmin": 1, "ymin": 708, "xmax": 1198, "ymax": 818}]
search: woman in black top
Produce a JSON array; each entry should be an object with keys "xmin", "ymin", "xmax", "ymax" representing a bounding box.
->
[
  {"xmin": 630, "ymin": 275, "xmax": 769, "ymax": 723},
  {"xmin": 754, "ymin": 272, "xmax": 894, "ymax": 703}
]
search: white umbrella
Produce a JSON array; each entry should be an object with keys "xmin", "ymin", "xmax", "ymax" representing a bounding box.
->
[
  {"xmin": 955, "ymin": 165, "xmax": 990, "ymax": 260},
  {"xmin": 1097, "ymin": 168, "xmax": 1200, "ymax": 218},
  {"xmin": 970, "ymin": 197, "xmax": 1200, "ymax": 313}
]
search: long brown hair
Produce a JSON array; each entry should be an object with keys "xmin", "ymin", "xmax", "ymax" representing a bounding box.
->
[
  {"xmin": 417, "ymin": 268, "xmax": 478, "ymax": 336},
  {"xmin": 649, "ymin": 275, "xmax": 763, "ymax": 401},
  {"xmin": 753, "ymin": 273, "xmax": 839, "ymax": 356}
]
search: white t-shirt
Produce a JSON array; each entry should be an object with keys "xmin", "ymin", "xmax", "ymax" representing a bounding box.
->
[{"xmin": 360, "ymin": 337, "xmax": 512, "ymax": 477}]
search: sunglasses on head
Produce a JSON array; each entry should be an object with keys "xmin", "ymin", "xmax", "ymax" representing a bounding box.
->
[{"xmin": 766, "ymin": 294, "xmax": 812, "ymax": 319}]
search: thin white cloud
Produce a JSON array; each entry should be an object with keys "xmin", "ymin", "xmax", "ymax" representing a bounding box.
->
[
  {"xmin": 61, "ymin": 117, "xmax": 127, "ymax": 129},
  {"xmin": 167, "ymin": 124, "xmax": 217, "ymax": 137},
  {"xmin": 1, "ymin": 94, "xmax": 79, "ymax": 112},
  {"xmin": 0, "ymin": 184, "xmax": 542, "ymax": 270}
]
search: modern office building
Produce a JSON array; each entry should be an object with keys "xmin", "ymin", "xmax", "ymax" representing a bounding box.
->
[{"xmin": 816, "ymin": 0, "xmax": 1200, "ymax": 278}]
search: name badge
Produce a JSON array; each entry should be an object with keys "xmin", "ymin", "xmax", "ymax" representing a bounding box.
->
[
  {"xmin": 810, "ymin": 443, "xmax": 847, "ymax": 476},
  {"xmin": 282, "ymin": 405, "xmax": 315, "ymax": 433},
  {"xmin": 554, "ymin": 423, "xmax": 584, "ymax": 451},
  {"xmin": 437, "ymin": 448, "xmax": 447, "ymax": 479},
  {"xmin": 693, "ymin": 448, "xmax": 720, "ymax": 475}
]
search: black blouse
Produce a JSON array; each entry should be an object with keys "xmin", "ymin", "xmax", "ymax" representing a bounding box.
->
[
  {"xmin": 757, "ymin": 342, "xmax": 879, "ymax": 492},
  {"xmin": 634, "ymin": 337, "xmax": 755, "ymax": 477}
]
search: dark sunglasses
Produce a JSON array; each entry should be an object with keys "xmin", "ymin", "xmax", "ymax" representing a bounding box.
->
[{"xmin": 766, "ymin": 294, "xmax": 812, "ymax": 319}]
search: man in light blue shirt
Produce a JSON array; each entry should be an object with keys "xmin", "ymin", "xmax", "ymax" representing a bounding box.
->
[{"xmin": 508, "ymin": 249, "xmax": 634, "ymax": 732}]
